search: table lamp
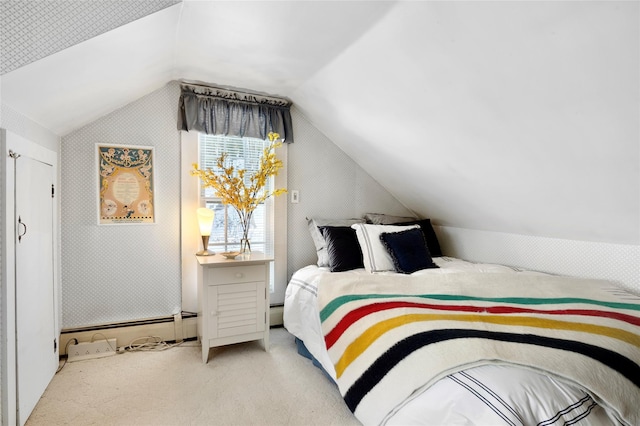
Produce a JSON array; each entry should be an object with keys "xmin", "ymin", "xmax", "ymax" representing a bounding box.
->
[{"xmin": 196, "ymin": 207, "xmax": 215, "ymax": 256}]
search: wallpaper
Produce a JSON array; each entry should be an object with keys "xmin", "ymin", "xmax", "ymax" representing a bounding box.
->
[
  {"xmin": 0, "ymin": 0, "xmax": 181, "ymax": 75},
  {"xmin": 58, "ymin": 81, "xmax": 415, "ymax": 327},
  {"xmin": 286, "ymin": 107, "xmax": 415, "ymax": 279},
  {"xmin": 0, "ymin": 103, "xmax": 60, "ymax": 150},
  {"xmin": 438, "ymin": 226, "xmax": 640, "ymax": 294},
  {"xmin": 61, "ymin": 82, "xmax": 182, "ymax": 328},
  {"xmin": 56, "ymin": 80, "xmax": 640, "ymax": 329}
]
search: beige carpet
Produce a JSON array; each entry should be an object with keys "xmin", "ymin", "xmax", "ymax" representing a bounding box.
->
[{"xmin": 26, "ymin": 327, "xmax": 360, "ymax": 426}]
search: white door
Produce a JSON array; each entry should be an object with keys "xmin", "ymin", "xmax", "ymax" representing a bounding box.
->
[{"xmin": 15, "ymin": 154, "xmax": 57, "ymax": 425}]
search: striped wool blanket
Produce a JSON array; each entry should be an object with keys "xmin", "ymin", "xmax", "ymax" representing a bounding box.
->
[{"xmin": 318, "ymin": 271, "xmax": 640, "ymax": 425}]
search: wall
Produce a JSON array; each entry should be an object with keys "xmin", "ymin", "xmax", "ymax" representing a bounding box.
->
[
  {"xmin": 293, "ymin": 1, "xmax": 639, "ymax": 248},
  {"xmin": 59, "ymin": 82, "xmax": 412, "ymax": 328},
  {"xmin": 438, "ymin": 226, "xmax": 640, "ymax": 295},
  {"xmin": 287, "ymin": 107, "xmax": 414, "ymax": 278},
  {"xmin": 60, "ymin": 82, "xmax": 182, "ymax": 329},
  {"xmin": 0, "ymin": 104, "xmax": 60, "ymax": 152}
]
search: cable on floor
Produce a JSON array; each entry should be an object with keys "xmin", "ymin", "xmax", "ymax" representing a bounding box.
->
[
  {"xmin": 90, "ymin": 332, "xmax": 116, "ymax": 352},
  {"xmin": 57, "ymin": 338, "xmax": 78, "ymax": 373},
  {"xmin": 123, "ymin": 336, "xmax": 184, "ymax": 352}
]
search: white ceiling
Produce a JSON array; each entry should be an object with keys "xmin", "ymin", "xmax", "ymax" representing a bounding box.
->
[{"xmin": 2, "ymin": 1, "xmax": 638, "ymax": 245}]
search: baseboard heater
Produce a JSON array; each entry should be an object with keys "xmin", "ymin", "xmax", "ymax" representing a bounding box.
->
[
  {"xmin": 60, "ymin": 312, "xmax": 197, "ymax": 356},
  {"xmin": 59, "ymin": 307, "xmax": 283, "ymax": 357},
  {"xmin": 62, "ymin": 313, "xmax": 196, "ymax": 333}
]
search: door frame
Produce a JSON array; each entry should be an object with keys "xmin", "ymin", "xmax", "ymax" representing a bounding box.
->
[{"xmin": 1, "ymin": 129, "xmax": 59, "ymax": 426}]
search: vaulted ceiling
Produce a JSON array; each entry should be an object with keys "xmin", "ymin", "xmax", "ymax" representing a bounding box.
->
[{"xmin": 2, "ymin": 1, "xmax": 638, "ymax": 245}]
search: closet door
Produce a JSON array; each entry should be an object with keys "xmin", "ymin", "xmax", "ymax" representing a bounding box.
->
[{"xmin": 15, "ymin": 155, "xmax": 56, "ymax": 425}]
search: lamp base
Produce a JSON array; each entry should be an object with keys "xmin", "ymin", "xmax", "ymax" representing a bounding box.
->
[{"xmin": 196, "ymin": 235, "xmax": 214, "ymax": 256}]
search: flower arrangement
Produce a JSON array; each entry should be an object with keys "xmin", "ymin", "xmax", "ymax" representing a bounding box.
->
[{"xmin": 191, "ymin": 132, "xmax": 287, "ymax": 252}]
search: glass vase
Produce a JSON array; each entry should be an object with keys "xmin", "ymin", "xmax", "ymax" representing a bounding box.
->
[{"xmin": 240, "ymin": 238, "xmax": 251, "ymax": 254}]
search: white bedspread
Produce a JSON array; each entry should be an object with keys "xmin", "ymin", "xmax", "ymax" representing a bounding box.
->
[{"xmin": 283, "ymin": 257, "xmax": 632, "ymax": 425}]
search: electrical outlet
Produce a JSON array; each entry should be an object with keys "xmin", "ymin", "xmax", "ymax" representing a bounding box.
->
[{"xmin": 67, "ymin": 338, "xmax": 117, "ymax": 362}]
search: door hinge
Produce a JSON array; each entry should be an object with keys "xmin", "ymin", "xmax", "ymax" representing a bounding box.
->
[
  {"xmin": 52, "ymin": 184, "xmax": 55, "ymax": 198},
  {"xmin": 54, "ymin": 338, "xmax": 57, "ymax": 352}
]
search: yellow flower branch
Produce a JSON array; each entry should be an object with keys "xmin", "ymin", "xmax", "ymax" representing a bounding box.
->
[{"xmin": 191, "ymin": 132, "xmax": 287, "ymax": 250}]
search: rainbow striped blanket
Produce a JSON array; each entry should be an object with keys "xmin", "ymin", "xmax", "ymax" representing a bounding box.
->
[{"xmin": 318, "ymin": 271, "xmax": 640, "ymax": 425}]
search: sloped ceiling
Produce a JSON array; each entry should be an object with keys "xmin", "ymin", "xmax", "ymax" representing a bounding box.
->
[{"xmin": 1, "ymin": 1, "xmax": 638, "ymax": 245}]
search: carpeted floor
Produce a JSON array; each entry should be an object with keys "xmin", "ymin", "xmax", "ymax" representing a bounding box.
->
[{"xmin": 26, "ymin": 327, "xmax": 360, "ymax": 426}]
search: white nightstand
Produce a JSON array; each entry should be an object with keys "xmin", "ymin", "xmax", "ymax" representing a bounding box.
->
[{"xmin": 196, "ymin": 252, "xmax": 273, "ymax": 363}]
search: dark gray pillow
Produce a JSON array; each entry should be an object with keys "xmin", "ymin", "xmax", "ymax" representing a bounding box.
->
[
  {"xmin": 380, "ymin": 228, "xmax": 438, "ymax": 274},
  {"xmin": 319, "ymin": 226, "xmax": 364, "ymax": 272},
  {"xmin": 364, "ymin": 212, "xmax": 417, "ymax": 225}
]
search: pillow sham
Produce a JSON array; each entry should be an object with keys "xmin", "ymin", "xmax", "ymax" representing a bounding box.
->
[
  {"xmin": 380, "ymin": 228, "xmax": 439, "ymax": 274},
  {"xmin": 308, "ymin": 217, "xmax": 365, "ymax": 267},
  {"xmin": 391, "ymin": 218, "xmax": 442, "ymax": 257},
  {"xmin": 364, "ymin": 212, "xmax": 417, "ymax": 225},
  {"xmin": 318, "ymin": 226, "xmax": 364, "ymax": 272},
  {"xmin": 351, "ymin": 223, "xmax": 419, "ymax": 272}
]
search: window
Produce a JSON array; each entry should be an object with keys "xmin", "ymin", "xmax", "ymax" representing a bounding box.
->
[
  {"xmin": 182, "ymin": 130, "xmax": 287, "ymax": 306},
  {"xmin": 198, "ymin": 134, "xmax": 273, "ymax": 253}
]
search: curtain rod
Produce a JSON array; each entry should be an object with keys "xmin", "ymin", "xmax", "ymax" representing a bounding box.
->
[{"xmin": 180, "ymin": 81, "xmax": 291, "ymax": 107}]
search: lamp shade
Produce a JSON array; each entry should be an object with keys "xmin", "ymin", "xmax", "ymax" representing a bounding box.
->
[{"xmin": 197, "ymin": 208, "xmax": 214, "ymax": 236}]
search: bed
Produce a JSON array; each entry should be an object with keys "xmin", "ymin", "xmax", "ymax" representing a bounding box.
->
[{"xmin": 283, "ymin": 215, "xmax": 640, "ymax": 426}]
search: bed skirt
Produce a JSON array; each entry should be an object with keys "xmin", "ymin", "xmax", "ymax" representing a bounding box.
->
[{"xmin": 295, "ymin": 337, "xmax": 334, "ymax": 382}]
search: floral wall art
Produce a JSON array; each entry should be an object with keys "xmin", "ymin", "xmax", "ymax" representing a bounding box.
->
[{"xmin": 98, "ymin": 144, "xmax": 154, "ymax": 224}]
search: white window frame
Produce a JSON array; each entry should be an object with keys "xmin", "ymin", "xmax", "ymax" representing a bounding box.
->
[
  {"xmin": 198, "ymin": 134, "xmax": 272, "ymax": 253},
  {"xmin": 180, "ymin": 131, "xmax": 288, "ymax": 311}
]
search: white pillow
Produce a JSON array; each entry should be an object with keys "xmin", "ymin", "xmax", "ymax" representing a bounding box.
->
[{"xmin": 351, "ymin": 223, "xmax": 419, "ymax": 272}]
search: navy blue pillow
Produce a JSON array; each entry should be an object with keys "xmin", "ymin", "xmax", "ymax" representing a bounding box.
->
[
  {"xmin": 391, "ymin": 218, "xmax": 442, "ymax": 257},
  {"xmin": 319, "ymin": 226, "xmax": 364, "ymax": 272},
  {"xmin": 380, "ymin": 228, "xmax": 438, "ymax": 274}
]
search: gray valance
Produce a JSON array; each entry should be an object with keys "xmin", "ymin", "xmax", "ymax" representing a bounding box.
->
[{"xmin": 177, "ymin": 83, "xmax": 294, "ymax": 143}]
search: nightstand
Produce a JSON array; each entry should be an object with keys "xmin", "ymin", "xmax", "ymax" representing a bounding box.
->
[{"xmin": 196, "ymin": 252, "xmax": 273, "ymax": 363}]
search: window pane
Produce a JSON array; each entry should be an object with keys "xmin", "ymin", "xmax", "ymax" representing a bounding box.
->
[
  {"xmin": 199, "ymin": 134, "xmax": 271, "ymax": 254},
  {"xmin": 199, "ymin": 134, "xmax": 269, "ymax": 199}
]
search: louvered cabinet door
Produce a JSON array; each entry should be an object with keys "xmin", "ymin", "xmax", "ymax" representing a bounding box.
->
[
  {"xmin": 196, "ymin": 254, "xmax": 272, "ymax": 363},
  {"xmin": 208, "ymin": 280, "xmax": 266, "ymax": 339}
]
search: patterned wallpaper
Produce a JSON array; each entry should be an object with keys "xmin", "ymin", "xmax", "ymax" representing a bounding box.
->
[
  {"xmin": 0, "ymin": 103, "xmax": 61, "ymax": 148},
  {"xmin": 9, "ymin": 78, "xmax": 640, "ymax": 329},
  {"xmin": 58, "ymin": 81, "xmax": 415, "ymax": 327},
  {"xmin": 286, "ymin": 107, "xmax": 415, "ymax": 279},
  {"xmin": 60, "ymin": 81, "xmax": 182, "ymax": 328},
  {"xmin": 0, "ymin": 0, "xmax": 181, "ymax": 75},
  {"xmin": 438, "ymin": 226, "xmax": 640, "ymax": 294}
]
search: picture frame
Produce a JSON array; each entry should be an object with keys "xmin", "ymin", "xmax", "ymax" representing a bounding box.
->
[{"xmin": 97, "ymin": 144, "xmax": 155, "ymax": 225}]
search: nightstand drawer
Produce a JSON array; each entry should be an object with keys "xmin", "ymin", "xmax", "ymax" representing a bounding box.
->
[{"xmin": 209, "ymin": 265, "xmax": 264, "ymax": 285}]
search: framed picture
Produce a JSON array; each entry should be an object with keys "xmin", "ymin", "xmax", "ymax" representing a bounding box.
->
[{"xmin": 97, "ymin": 144, "xmax": 155, "ymax": 224}]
